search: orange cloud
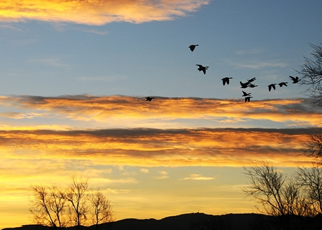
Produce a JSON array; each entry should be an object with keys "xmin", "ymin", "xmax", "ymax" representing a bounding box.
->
[
  {"xmin": 0, "ymin": 0, "xmax": 209, "ymax": 25},
  {"xmin": 0, "ymin": 95, "xmax": 321, "ymax": 127},
  {"xmin": 0, "ymin": 127, "xmax": 318, "ymax": 228},
  {"xmin": 0, "ymin": 128, "xmax": 318, "ymax": 167}
]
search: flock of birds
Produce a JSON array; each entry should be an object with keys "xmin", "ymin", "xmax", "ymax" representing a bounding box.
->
[{"xmin": 146, "ymin": 44, "xmax": 301, "ymax": 103}]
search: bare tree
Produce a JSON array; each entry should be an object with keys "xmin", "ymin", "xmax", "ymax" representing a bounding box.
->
[
  {"xmin": 297, "ymin": 43, "xmax": 322, "ymax": 107},
  {"xmin": 30, "ymin": 185, "xmax": 57, "ymax": 228},
  {"xmin": 305, "ymin": 128, "xmax": 322, "ymax": 158},
  {"xmin": 298, "ymin": 43, "xmax": 322, "ymax": 162},
  {"xmin": 30, "ymin": 176, "xmax": 114, "ymax": 228},
  {"xmin": 243, "ymin": 163, "xmax": 308, "ymax": 216},
  {"xmin": 50, "ymin": 186, "xmax": 67, "ymax": 227},
  {"xmin": 30, "ymin": 185, "xmax": 67, "ymax": 228},
  {"xmin": 90, "ymin": 190, "xmax": 113, "ymax": 228},
  {"xmin": 65, "ymin": 175, "xmax": 89, "ymax": 229},
  {"xmin": 297, "ymin": 163, "xmax": 322, "ymax": 214},
  {"xmin": 243, "ymin": 163, "xmax": 287, "ymax": 216}
]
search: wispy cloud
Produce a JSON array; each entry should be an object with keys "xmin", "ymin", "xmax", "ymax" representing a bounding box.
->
[
  {"xmin": 235, "ymin": 48, "xmax": 264, "ymax": 55},
  {"xmin": 0, "ymin": 95, "xmax": 320, "ymax": 127},
  {"xmin": 140, "ymin": 168, "xmax": 149, "ymax": 173},
  {"xmin": 0, "ymin": 23, "xmax": 22, "ymax": 31},
  {"xmin": 0, "ymin": 112, "xmax": 46, "ymax": 119},
  {"xmin": 157, "ymin": 171, "xmax": 169, "ymax": 179},
  {"xmin": 0, "ymin": 127, "xmax": 318, "ymax": 167},
  {"xmin": 228, "ymin": 60, "xmax": 287, "ymax": 69},
  {"xmin": 29, "ymin": 57, "xmax": 70, "ymax": 68},
  {"xmin": 0, "ymin": 0, "xmax": 210, "ymax": 25},
  {"xmin": 182, "ymin": 174, "xmax": 215, "ymax": 181},
  {"xmin": 79, "ymin": 75, "xmax": 128, "ymax": 82}
]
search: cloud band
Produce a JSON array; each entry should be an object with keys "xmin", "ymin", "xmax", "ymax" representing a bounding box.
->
[{"xmin": 0, "ymin": 0, "xmax": 209, "ymax": 25}]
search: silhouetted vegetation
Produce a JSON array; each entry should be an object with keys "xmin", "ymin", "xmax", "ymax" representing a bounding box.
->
[
  {"xmin": 297, "ymin": 43, "xmax": 322, "ymax": 107},
  {"xmin": 29, "ymin": 176, "xmax": 113, "ymax": 229},
  {"xmin": 243, "ymin": 163, "xmax": 307, "ymax": 216},
  {"xmin": 305, "ymin": 128, "xmax": 322, "ymax": 158},
  {"xmin": 297, "ymin": 164, "xmax": 322, "ymax": 214},
  {"xmin": 4, "ymin": 213, "xmax": 322, "ymax": 230},
  {"xmin": 243, "ymin": 162, "xmax": 322, "ymax": 229},
  {"xmin": 297, "ymin": 43, "xmax": 322, "ymax": 158}
]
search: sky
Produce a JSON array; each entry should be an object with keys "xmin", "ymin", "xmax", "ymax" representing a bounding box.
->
[{"xmin": 0, "ymin": 0, "xmax": 322, "ymax": 228}]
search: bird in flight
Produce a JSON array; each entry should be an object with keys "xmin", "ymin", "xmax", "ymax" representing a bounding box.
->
[
  {"xmin": 244, "ymin": 96, "xmax": 252, "ymax": 102},
  {"xmin": 242, "ymin": 91, "xmax": 251, "ymax": 97},
  {"xmin": 278, "ymin": 82, "xmax": 288, "ymax": 87},
  {"xmin": 196, "ymin": 64, "xmax": 209, "ymax": 74},
  {"xmin": 248, "ymin": 83, "xmax": 258, "ymax": 88},
  {"xmin": 146, "ymin": 97, "xmax": 154, "ymax": 101},
  {"xmin": 247, "ymin": 77, "xmax": 256, "ymax": 83},
  {"xmin": 240, "ymin": 81, "xmax": 249, "ymax": 88},
  {"xmin": 289, "ymin": 76, "xmax": 301, "ymax": 83},
  {"xmin": 240, "ymin": 77, "xmax": 257, "ymax": 88},
  {"xmin": 221, "ymin": 77, "xmax": 232, "ymax": 86},
  {"xmin": 189, "ymin": 44, "xmax": 199, "ymax": 52},
  {"xmin": 268, "ymin": 83, "xmax": 276, "ymax": 91}
]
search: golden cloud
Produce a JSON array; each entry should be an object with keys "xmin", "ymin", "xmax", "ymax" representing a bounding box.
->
[
  {"xmin": 0, "ymin": 128, "xmax": 317, "ymax": 167},
  {"xmin": 0, "ymin": 95, "xmax": 321, "ymax": 127},
  {"xmin": 0, "ymin": 0, "xmax": 209, "ymax": 25}
]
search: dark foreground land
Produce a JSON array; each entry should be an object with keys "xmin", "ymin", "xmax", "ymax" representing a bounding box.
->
[{"xmin": 3, "ymin": 213, "xmax": 322, "ymax": 230}]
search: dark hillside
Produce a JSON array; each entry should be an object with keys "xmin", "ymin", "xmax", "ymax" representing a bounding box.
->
[{"xmin": 3, "ymin": 213, "xmax": 322, "ymax": 230}]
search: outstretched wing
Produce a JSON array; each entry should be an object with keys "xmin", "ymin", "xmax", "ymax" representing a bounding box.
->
[{"xmin": 247, "ymin": 77, "xmax": 256, "ymax": 84}]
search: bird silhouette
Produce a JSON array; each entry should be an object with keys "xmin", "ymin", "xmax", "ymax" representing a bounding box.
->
[
  {"xmin": 278, "ymin": 82, "xmax": 288, "ymax": 87},
  {"xmin": 196, "ymin": 64, "xmax": 209, "ymax": 74},
  {"xmin": 146, "ymin": 97, "xmax": 154, "ymax": 101},
  {"xmin": 221, "ymin": 77, "xmax": 232, "ymax": 86},
  {"xmin": 240, "ymin": 81, "xmax": 249, "ymax": 88},
  {"xmin": 247, "ymin": 77, "xmax": 256, "ymax": 83},
  {"xmin": 189, "ymin": 44, "xmax": 199, "ymax": 52},
  {"xmin": 240, "ymin": 77, "xmax": 257, "ymax": 88},
  {"xmin": 289, "ymin": 76, "xmax": 301, "ymax": 83},
  {"xmin": 268, "ymin": 83, "xmax": 276, "ymax": 91},
  {"xmin": 248, "ymin": 83, "xmax": 258, "ymax": 88},
  {"xmin": 242, "ymin": 91, "xmax": 251, "ymax": 97},
  {"xmin": 244, "ymin": 96, "xmax": 252, "ymax": 102}
]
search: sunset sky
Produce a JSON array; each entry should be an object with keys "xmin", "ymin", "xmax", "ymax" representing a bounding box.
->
[{"xmin": 0, "ymin": 0, "xmax": 322, "ymax": 228}]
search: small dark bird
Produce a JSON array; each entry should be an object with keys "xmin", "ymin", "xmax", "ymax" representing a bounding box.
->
[
  {"xmin": 146, "ymin": 97, "xmax": 154, "ymax": 101},
  {"xmin": 244, "ymin": 96, "xmax": 252, "ymax": 102},
  {"xmin": 278, "ymin": 82, "xmax": 288, "ymax": 87},
  {"xmin": 247, "ymin": 77, "xmax": 256, "ymax": 83},
  {"xmin": 289, "ymin": 76, "xmax": 301, "ymax": 83},
  {"xmin": 242, "ymin": 91, "xmax": 251, "ymax": 97},
  {"xmin": 240, "ymin": 81, "xmax": 249, "ymax": 88},
  {"xmin": 221, "ymin": 77, "xmax": 232, "ymax": 86},
  {"xmin": 196, "ymin": 64, "xmax": 209, "ymax": 74},
  {"xmin": 189, "ymin": 44, "xmax": 199, "ymax": 52},
  {"xmin": 268, "ymin": 83, "xmax": 276, "ymax": 91},
  {"xmin": 248, "ymin": 83, "xmax": 258, "ymax": 88}
]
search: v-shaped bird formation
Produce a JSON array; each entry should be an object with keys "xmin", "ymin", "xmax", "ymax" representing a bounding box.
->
[{"xmin": 146, "ymin": 44, "xmax": 301, "ymax": 103}]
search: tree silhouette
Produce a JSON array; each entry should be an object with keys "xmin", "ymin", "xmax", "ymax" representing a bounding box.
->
[
  {"xmin": 65, "ymin": 176, "xmax": 89, "ymax": 229},
  {"xmin": 30, "ymin": 185, "xmax": 67, "ymax": 228},
  {"xmin": 243, "ymin": 163, "xmax": 309, "ymax": 216},
  {"xmin": 297, "ymin": 43, "xmax": 322, "ymax": 107},
  {"xmin": 29, "ymin": 176, "xmax": 113, "ymax": 228},
  {"xmin": 297, "ymin": 164, "xmax": 322, "ymax": 215},
  {"xmin": 90, "ymin": 190, "xmax": 113, "ymax": 228},
  {"xmin": 305, "ymin": 128, "xmax": 322, "ymax": 158}
]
